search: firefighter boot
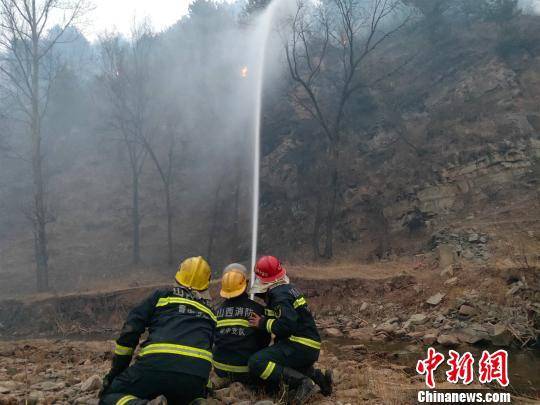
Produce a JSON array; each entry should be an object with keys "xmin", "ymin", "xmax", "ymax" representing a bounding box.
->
[
  {"xmin": 188, "ymin": 399, "xmax": 207, "ymax": 405},
  {"xmin": 282, "ymin": 367, "xmax": 317, "ymax": 405},
  {"xmin": 306, "ymin": 366, "xmax": 333, "ymax": 396}
]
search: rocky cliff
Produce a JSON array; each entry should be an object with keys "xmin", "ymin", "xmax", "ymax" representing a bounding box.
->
[{"xmin": 259, "ymin": 16, "xmax": 540, "ymax": 266}]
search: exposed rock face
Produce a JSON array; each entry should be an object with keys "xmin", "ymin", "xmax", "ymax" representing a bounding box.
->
[{"xmin": 259, "ymin": 20, "xmax": 540, "ymax": 262}]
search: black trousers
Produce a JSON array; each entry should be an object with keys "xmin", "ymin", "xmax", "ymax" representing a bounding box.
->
[
  {"xmin": 99, "ymin": 361, "xmax": 207, "ymax": 405},
  {"xmin": 248, "ymin": 341, "xmax": 319, "ymax": 384}
]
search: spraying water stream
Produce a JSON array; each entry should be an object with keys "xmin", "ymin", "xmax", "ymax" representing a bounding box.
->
[{"xmin": 249, "ymin": 0, "xmax": 290, "ymax": 287}]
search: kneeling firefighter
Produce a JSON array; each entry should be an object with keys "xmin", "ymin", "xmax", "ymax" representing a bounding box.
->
[
  {"xmin": 99, "ymin": 256, "xmax": 215, "ymax": 405},
  {"xmin": 212, "ymin": 263, "xmax": 271, "ymax": 384},
  {"xmin": 248, "ymin": 256, "xmax": 333, "ymax": 404}
]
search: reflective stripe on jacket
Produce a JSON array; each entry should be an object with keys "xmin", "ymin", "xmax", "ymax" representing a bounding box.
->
[
  {"xmin": 212, "ymin": 293, "xmax": 270, "ymax": 372},
  {"xmin": 262, "ymin": 283, "xmax": 321, "ymax": 350},
  {"xmin": 114, "ymin": 287, "xmax": 215, "ymax": 379}
]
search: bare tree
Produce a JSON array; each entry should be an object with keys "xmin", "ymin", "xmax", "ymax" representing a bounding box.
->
[
  {"xmin": 285, "ymin": 0, "xmax": 409, "ymax": 258},
  {"xmin": 99, "ymin": 33, "xmax": 151, "ymax": 265},
  {"xmin": 100, "ymin": 25, "xmax": 183, "ymax": 266},
  {"xmin": 0, "ymin": 0, "xmax": 88, "ymax": 291},
  {"xmin": 207, "ymin": 171, "xmax": 226, "ymax": 265},
  {"xmin": 140, "ymin": 118, "xmax": 183, "ymax": 266}
]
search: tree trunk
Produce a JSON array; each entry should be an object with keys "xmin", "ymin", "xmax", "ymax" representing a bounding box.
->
[
  {"xmin": 207, "ymin": 179, "xmax": 224, "ymax": 264},
  {"xmin": 312, "ymin": 192, "xmax": 324, "ymax": 259},
  {"xmin": 323, "ymin": 147, "xmax": 339, "ymax": 259},
  {"xmin": 165, "ymin": 183, "xmax": 173, "ymax": 266},
  {"xmin": 31, "ymin": 22, "xmax": 49, "ymax": 292},
  {"xmin": 132, "ymin": 172, "xmax": 141, "ymax": 264},
  {"xmin": 231, "ymin": 167, "xmax": 242, "ymax": 260}
]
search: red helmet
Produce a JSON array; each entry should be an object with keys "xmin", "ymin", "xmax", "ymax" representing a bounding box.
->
[{"xmin": 255, "ymin": 256, "xmax": 286, "ymax": 283}]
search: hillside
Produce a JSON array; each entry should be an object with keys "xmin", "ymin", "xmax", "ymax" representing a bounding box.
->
[
  {"xmin": 0, "ymin": 13, "xmax": 539, "ymax": 296},
  {"xmin": 259, "ymin": 15, "xmax": 540, "ymax": 265}
]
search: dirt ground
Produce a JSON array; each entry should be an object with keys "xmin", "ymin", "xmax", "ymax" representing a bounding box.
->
[
  {"xmin": 0, "ymin": 258, "xmax": 538, "ymax": 404},
  {"xmin": 0, "ymin": 338, "xmax": 538, "ymax": 405}
]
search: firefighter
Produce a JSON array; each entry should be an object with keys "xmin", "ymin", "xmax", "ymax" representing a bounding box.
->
[
  {"xmin": 99, "ymin": 256, "xmax": 215, "ymax": 405},
  {"xmin": 248, "ymin": 256, "xmax": 332, "ymax": 404},
  {"xmin": 212, "ymin": 263, "xmax": 270, "ymax": 384}
]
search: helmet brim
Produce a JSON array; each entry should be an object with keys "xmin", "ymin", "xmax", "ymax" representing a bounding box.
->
[
  {"xmin": 256, "ymin": 267, "xmax": 286, "ymax": 283},
  {"xmin": 220, "ymin": 282, "xmax": 247, "ymax": 298}
]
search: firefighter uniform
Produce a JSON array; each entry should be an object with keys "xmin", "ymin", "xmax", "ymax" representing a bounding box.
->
[
  {"xmin": 99, "ymin": 286, "xmax": 215, "ymax": 405},
  {"xmin": 248, "ymin": 283, "xmax": 321, "ymax": 384},
  {"xmin": 213, "ymin": 293, "xmax": 271, "ymax": 382}
]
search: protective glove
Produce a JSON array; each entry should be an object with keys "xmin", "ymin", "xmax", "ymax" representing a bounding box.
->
[
  {"xmin": 249, "ymin": 313, "xmax": 265, "ymax": 329},
  {"xmin": 98, "ymin": 372, "xmax": 114, "ymax": 398},
  {"xmin": 98, "ymin": 355, "xmax": 132, "ymax": 398}
]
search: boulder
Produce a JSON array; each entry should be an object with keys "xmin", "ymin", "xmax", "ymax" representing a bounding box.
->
[
  {"xmin": 426, "ymin": 293, "xmax": 445, "ymax": 306},
  {"xmin": 437, "ymin": 334, "xmax": 459, "ymax": 347},
  {"xmin": 376, "ymin": 322, "xmax": 399, "ymax": 334},
  {"xmin": 74, "ymin": 396, "xmax": 99, "ymax": 405},
  {"xmin": 458, "ymin": 305, "xmax": 477, "ymax": 317},
  {"xmin": 342, "ymin": 344, "xmax": 367, "ymax": 353},
  {"xmin": 456, "ymin": 330, "xmax": 485, "ymax": 345},
  {"xmin": 347, "ymin": 329, "xmax": 372, "ymax": 340},
  {"xmin": 33, "ymin": 381, "xmax": 65, "ymax": 391},
  {"xmin": 407, "ymin": 331, "xmax": 425, "ymax": 339},
  {"xmin": 444, "ymin": 277, "xmax": 458, "ymax": 286},
  {"xmin": 422, "ymin": 333, "xmax": 438, "ymax": 345},
  {"xmin": 490, "ymin": 324, "xmax": 514, "ymax": 347},
  {"xmin": 81, "ymin": 375, "xmax": 102, "ymax": 392},
  {"xmin": 0, "ymin": 385, "xmax": 10, "ymax": 394},
  {"xmin": 506, "ymin": 282, "xmax": 523, "ymax": 296},
  {"xmin": 341, "ymin": 388, "xmax": 361, "ymax": 398},
  {"xmin": 360, "ymin": 302, "xmax": 369, "ymax": 311},
  {"xmin": 440, "ymin": 266, "xmax": 454, "ymax": 277},
  {"xmin": 0, "ymin": 381, "xmax": 18, "ymax": 392},
  {"xmin": 437, "ymin": 244, "xmax": 457, "ymax": 269},
  {"xmin": 409, "ymin": 314, "xmax": 428, "ymax": 325},
  {"xmin": 323, "ymin": 328, "xmax": 343, "ymax": 338},
  {"xmin": 27, "ymin": 391, "xmax": 45, "ymax": 405}
]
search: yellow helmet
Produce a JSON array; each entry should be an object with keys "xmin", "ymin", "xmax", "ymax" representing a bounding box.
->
[
  {"xmin": 175, "ymin": 256, "xmax": 211, "ymax": 291},
  {"xmin": 220, "ymin": 263, "xmax": 248, "ymax": 298}
]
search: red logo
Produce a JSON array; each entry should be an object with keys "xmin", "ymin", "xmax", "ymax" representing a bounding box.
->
[
  {"xmin": 417, "ymin": 348, "xmax": 509, "ymax": 388},
  {"xmin": 416, "ymin": 347, "xmax": 445, "ymax": 388},
  {"xmin": 446, "ymin": 350, "xmax": 474, "ymax": 385},
  {"xmin": 478, "ymin": 350, "xmax": 509, "ymax": 387}
]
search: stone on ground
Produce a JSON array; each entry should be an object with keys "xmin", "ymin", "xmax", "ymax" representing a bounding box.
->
[
  {"xmin": 437, "ymin": 334, "xmax": 459, "ymax": 347},
  {"xmin": 323, "ymin": 327, "xmax": 343, "ymax": 338},
  {"xmin": 81, "ymin": 374, "xmax": 102, "ymax": 392},
  {"xmin": 426, "ymin": 292, "xmax": 445, "ymax": 306},
  {"xmin": 490, "ymin": 323, "xmax": 514, "ymax": 347},
  {"xmin": 409, "ymin": 313, "xmax": 428, "ymax": 325},
  {"xmin": 458, "ymin": 304, "xmax": 476, "ymax": 317}
]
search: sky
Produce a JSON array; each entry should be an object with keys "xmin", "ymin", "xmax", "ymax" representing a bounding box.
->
[
  {"xmin": 85, "ymin": 0, "xmax": 193, "ymax": 40},
  {"xmin": 82, "ymin": 0, "xmax": 540, "ymax": 40}
]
